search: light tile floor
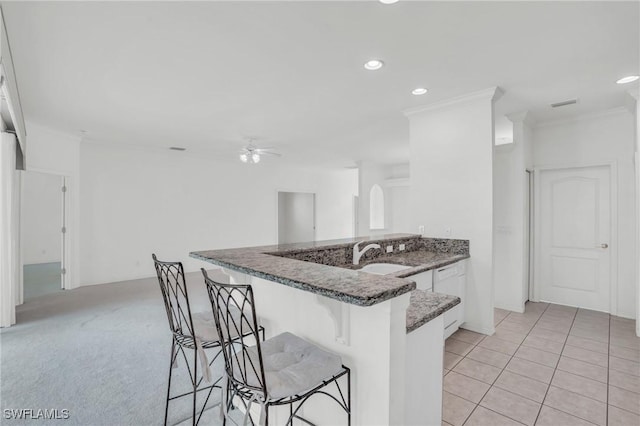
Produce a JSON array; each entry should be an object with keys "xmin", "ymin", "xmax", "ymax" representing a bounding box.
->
[{"xmin": 443, "ymin": 302, "xmax": 640, "ymax": 426}]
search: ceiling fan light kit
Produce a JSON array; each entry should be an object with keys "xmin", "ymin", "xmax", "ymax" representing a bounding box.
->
[{"xmin": 239, "ymin": 142, "xmax": 280, "ymax": 164}]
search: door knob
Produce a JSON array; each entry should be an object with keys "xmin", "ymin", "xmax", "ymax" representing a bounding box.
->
[{"xmin": 599, "ymin": 243, "xmax": 609, "ymax": 249}]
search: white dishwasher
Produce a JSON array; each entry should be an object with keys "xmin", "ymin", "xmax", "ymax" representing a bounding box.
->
[{"xmin": 433, "ymin": 261, "xmax": 466, "ymax": 339}]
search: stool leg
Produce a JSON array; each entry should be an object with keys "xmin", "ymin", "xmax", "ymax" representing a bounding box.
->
[
  {"xmin": 347, "ymin": 369, "xmax": 351, "ymax": 426},
  {"xmin": 164, "ymin": 339, "xmax": 176, "ymax": 426},
  {"xmin": 192, "ymin": 348, "xmax": 198, "ymax": 426}
]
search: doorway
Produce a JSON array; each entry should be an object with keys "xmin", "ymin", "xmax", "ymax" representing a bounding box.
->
[
  {"xmin": 277, "ymin": 192, "xmax": 316, "ymax": 244},
  {"xmin": 21, "ymin": 171, "xmax": 66, "ymax": 301},
  {"xmin": 534, "ymin": 165, "xmax": 614, "ymax": 312}
]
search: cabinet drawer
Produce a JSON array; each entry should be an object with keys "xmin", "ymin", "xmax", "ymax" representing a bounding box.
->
[{"xmin": 443, "ymin": 304, "xmax": 462, "ymax": 339}]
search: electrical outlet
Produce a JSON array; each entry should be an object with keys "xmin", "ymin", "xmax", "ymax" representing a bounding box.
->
[
  {"xmin": 399, "ymin": 244, "xmax": 406, "ymax": 251},
  {"xmin": 418, "ymin": 225, "xmax": 425, "ymax": 234},
  {"xmin": 386, "ymin": 245, "xmax": 393, "ymax": 253}
]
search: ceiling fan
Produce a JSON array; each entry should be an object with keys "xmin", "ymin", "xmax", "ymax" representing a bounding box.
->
[{"xmin": 238, "ymin": 141, "xmax": 281, "ymax": 164}]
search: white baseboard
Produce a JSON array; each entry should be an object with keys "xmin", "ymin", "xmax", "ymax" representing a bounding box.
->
[
  {"xmin": 494, "ymin": 302, "xmax": 525, "ymax": 314},
  {"xmin": 460, "ymin": 321, "xmax": 495, "ymax": 336}
]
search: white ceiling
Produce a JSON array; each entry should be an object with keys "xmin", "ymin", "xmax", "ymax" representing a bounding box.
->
[{"xmin": 3, "ymin": 1, "xmax": 638, "ymax": 167}]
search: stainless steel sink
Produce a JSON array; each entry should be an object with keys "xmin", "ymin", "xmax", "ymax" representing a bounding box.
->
[{"xmin": 360, "ymin": 263, "xmax": 412, "ymax": 275}]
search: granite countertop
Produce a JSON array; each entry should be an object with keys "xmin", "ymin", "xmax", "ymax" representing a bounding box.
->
[
  {"xmin": 406, "ymin": 291, "xmax": 461, "ymax": 333},
  {"xmin": 190, "ymin": 233, "xmax": 468, "ymax": 308}
]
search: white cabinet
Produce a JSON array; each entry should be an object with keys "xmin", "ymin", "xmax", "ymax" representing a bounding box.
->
[
  {"xmin": 433, "ymin": 261, "xmax": 466, "ymax": 339},
  {"xmin": 403, "ymin": 260, "xmax": 467, "ymax": 339},
  {"xmin": 410, "ymin": 269, "xmax": 433, "ymax": 291}
]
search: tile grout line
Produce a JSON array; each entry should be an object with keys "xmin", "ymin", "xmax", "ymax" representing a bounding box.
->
[
  {"xmin": 447, "ymin": 321, "xmax": 501, "ymax": 424},
  {"xmin": 504, "ymin": 303, "xmax": 560, "ymax": 426},
  {"xmin": 445, "ymin": 329, "xmax": 488, "ymax": 424},
  {"xmin": 446, "ymin": 305, "xmax": 634, "ymax": 426},
  {"xmin": 535, "ymin": 309, "xmax": 617, "ymax": 426},
  {"xmin": 461, "ymin": 304, "xmax": 550, "ymax": 426},
  {"xmin": 531, "ymin": 305, "xmax": 577, "ymax": 425}
]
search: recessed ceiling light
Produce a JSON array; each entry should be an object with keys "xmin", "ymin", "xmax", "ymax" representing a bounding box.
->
[
  {"xmin": 379, "ymin": 0, "xmax": 399, "ymax": 4},
  {"xmin": 364, "ymin": 59, "xmax": 384, "ymax": 71},
  {"xmin": 616, "ymin": 75, "xmax": 639, "ymax": 84},
  {"xmin": 412, "ymin": 87, "xmax": 428, "ymax": 96}
]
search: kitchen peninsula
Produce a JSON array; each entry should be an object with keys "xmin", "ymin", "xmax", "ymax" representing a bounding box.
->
[{"xmin": 191, "ymin": 234, "xmax": 469, "ymax": 425}]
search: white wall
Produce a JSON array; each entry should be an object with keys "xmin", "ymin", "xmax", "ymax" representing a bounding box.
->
[
  {"xmin": 79, "ymin": 142, "xmax": 358, "ymax": 286},
  {"xmin": 533, "ymin": 109, "xmax": 636, "ymax": 318},
  {"xmin": 21, "ymin": 171, "xmax": 61, "ymax": 264},
  {"xmin": 387, "ymin": 185, "xmax": 410, "ymax": 233},
  {"xmin": 634, "ymin": 92, "xmax": 640, "ymax": 335},
  {"xmin": 493, "ymin": 112, "xmax": 534, "ymax": 313},
  {"xmin": 494, "ymin": 144, "xmax": 521, "ymax": 311},
  {"xmin": 407, "ymin": 88, "xmax": 501, "ymax": 335}
]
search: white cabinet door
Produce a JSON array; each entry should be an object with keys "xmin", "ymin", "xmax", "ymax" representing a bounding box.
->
[
  {"xmin": 411, "ymin": 269, "xmax": 433, "ymax": 291},
  {"xmin": 434, "ymin": 262, "xmax": 465, "ymax": 338}
]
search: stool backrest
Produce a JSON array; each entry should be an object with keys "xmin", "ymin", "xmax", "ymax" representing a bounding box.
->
[
  {"xmin": 152, "ymin": 254, "xmax": 195, "ymax": 339},
  {"xmin": 201, "ymin": 269, "xmax": 267, "ymax": 397}
]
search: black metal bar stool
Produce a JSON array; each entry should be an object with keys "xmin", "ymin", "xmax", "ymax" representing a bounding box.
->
[
  {"xmin": 201, "ymin": 269, "xmax": 351, "ymax": 426},
  {"xmin": 152, "ymin": 254, "xmax": 264, "ymax": 425}
]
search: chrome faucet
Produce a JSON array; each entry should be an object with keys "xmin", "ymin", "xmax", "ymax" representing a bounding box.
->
[{"xmin": 353, "ymin": 241, "xmax": 381, "ymax": 265}]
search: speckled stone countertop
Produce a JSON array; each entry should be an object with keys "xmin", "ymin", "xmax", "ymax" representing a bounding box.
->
[
  {"xmin": 406, "ymin": 291, "xmax": 460, "ymax": 333},
  {"xmin": 190, "ymin": 233, "xmax": 468, "ymax": 308}
]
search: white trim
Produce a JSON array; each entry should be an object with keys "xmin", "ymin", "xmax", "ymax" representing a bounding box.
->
[
  {"xmin": 20, "ymin": 169, "xmax": 77, "ymax": 291},
  {"xmin": 532, "ymin": 162, "xmax": 619, "ymax": 315},
  {"xmin": 460, "ymin": 322, "xmax": 495, "ymax": 336},
  {"xmin": 0, "ymin": 10, "xmax": 27, "ymax": 152},
  {"xmin": 383, "ymin": 177, "xmax": 410, "ymax": 188},
  {"xmin": 506, "ymin": 110, "xmax": 536, "ymax": 127},
  {"xmin": 403, "ymin": 86, "xmax": 503, "ymax": 117},
  {"xmin": 535, "ymin": 107, "xmax": 630, "ymax": 129}
]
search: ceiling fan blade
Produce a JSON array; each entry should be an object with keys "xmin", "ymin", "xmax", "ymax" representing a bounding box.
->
[{"xmin": 259, "ymin": 151, "xmax": 281, "ymax": 157}]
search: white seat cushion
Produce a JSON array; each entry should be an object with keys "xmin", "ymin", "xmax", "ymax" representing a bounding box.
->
[
  {"xmin": 235, "ymin": 332, "xmax": 343, "ymax": 399},
  {"xmin": 191, "ymin": 307, "xmax": 254, "ymax": 342}
]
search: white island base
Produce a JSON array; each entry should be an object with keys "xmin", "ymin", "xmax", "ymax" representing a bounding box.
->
[{"xmin": 224, "ymin": 270, "xmax": 445, "ymax": 426}]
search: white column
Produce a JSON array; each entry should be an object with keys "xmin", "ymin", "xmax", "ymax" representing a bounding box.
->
[
  {"xmin": 405, "ymin": 87, "xmax": 503, "ymax": 335},
  {"xmin": 493, "ymin": 111, "xmax": 534, "ymax": 313},
  {"xmin": 629, "ymin": 89, "xmax": 640, "ymax": 336},
  {"xmin": 0, "ymin": 132, "xmax": 18, "ymax": 327}
]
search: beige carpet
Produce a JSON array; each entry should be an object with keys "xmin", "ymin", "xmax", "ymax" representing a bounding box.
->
[{"xmin": 1, "ymin": 269, "xmax": 237, "ymax": 426}]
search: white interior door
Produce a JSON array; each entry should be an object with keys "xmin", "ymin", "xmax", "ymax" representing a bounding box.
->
[
  {"xmin": 277, "ymin": 192, "xmax": 316, "ymax": 244},
  {"xmin": 537, "ymin": 166, "xmax": 611, "ymax": 311}
]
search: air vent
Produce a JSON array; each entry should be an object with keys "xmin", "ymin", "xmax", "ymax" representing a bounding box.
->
[
  {"xmin": 551, "ymin": 99, "xmax": 578, "ymax": 108},
  {"xmin": 169, "ymin": 147, "xmax": 186, "ymax": 151}
]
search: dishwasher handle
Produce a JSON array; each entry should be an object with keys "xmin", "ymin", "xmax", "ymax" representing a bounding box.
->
[{"xmin": 434, "ymin": 264, "xmax": 458, "ymax": 281}]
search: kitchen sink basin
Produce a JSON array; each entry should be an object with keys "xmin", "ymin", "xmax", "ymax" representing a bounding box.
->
[{"xmin": 360, "ymin": 263, "xmax": 412, "ymax": 275}]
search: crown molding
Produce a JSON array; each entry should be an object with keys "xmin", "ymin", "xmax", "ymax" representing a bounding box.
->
[
  {"xmin": 506, "ymin": 110, "xmax": 536, "ymax": 127},
  {"xmin": 535, "ymin": 106, "xmax": 631, "ymax": 128},
  {"xmin": 403, "ymin": 86, "xmax": 504, "ymax": 117}
]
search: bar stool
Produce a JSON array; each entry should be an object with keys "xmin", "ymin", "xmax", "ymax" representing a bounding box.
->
[
  {"xmin": 201, "ymin": 269, "xmax": 351, "ymax": 426},
  {"xmin": 152, "ymin": 254, "xmax": 264, "ymax": 425}
]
